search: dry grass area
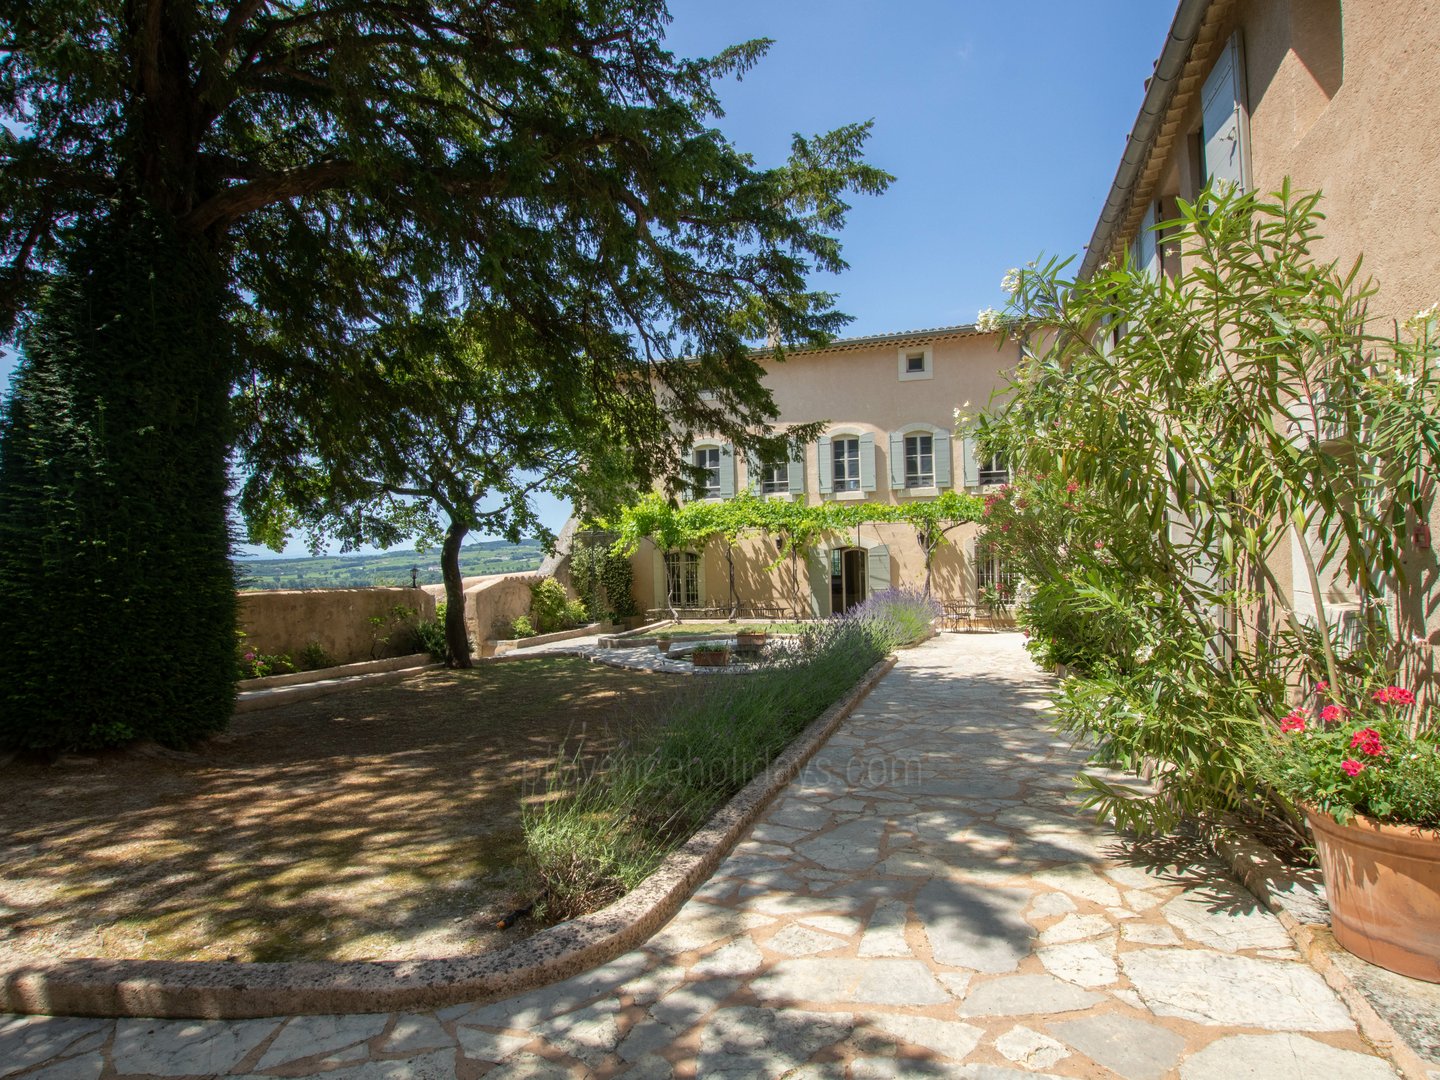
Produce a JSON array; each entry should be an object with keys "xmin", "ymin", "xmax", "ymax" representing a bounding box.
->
[{"xmin": 0, "ymin": 658, "xmax": 685, "ymax": 963}]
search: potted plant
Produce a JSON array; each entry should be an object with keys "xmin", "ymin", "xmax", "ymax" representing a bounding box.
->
[
  {"xmin": 655, "ymin": 633, "xmax": 673, "ymax": 655},
  {"xmin": 690, "ymin": 644, "xmax": 730, "ymax": 668},
  {"xmin": 735, "ymin": 628, "xmax": 768, "ymax": 658},
  {"xmin": 1255, "ymin": 679, "xmax": 1440, "ymax": 981}
]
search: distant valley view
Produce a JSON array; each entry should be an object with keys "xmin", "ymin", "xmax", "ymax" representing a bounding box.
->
[{"xmin": 235, "ymin": 538, "xmax": 545, "ymax": 590}]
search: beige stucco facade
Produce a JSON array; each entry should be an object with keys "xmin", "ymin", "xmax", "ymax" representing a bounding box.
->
[
  {"xmin": 1089, "ymin": 0, "xmax": 1440, "ymax": 678},
  {"xmin": 629, "ymin": 327, "xmax": 1020, "ymax": 618}
]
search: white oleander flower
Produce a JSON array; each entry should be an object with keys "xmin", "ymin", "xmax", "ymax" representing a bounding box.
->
[
  {"xmin": 976, "ymin": 307, "xmax": 1002, "ymax": 333},
  {"xmin": 1405, "ymin": 303, "xmax": 1438, "ymax": 331},
  {"xmin": 1135, "ymin": 644, "xmax": 1155, "ymax": 664},
  {"xmin": 1001, "ymin": 268, "xmax": 1022, "ymax": 295}
]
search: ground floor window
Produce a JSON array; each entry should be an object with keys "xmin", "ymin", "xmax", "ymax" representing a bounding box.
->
[
  {"xmin": 979, "ymin": 451, "xmax": 1009, "ymax": 486},
  {"xmin": 664, "ymin": 551, "xmax": 701, "ymax": 607},
  {"xmin": 975, "ymin": 542, "xmax": 1016, "ymax": 606}
]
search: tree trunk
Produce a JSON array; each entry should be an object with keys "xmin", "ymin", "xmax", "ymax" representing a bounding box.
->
[
  {"xmin": 727, "ymin": 546, "xmax": 738, "ymax": 621},
  {"xmin": 441, "ymin": 523, "xmax": 473, "ymax": 668}
]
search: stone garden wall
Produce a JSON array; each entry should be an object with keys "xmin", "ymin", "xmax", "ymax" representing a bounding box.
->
[{"xmin": 237, "ymin": 587, "xmax": 436, "ymax": 666}]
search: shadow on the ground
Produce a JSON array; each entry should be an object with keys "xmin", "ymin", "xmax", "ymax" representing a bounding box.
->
[{"xmin": 0, "ymin": 658, "xmax": 688, "ymax": 963}]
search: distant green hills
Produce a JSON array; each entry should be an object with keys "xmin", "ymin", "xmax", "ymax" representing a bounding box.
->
[{"xmin": 234, "ymin": 538, "xmax": 545, "ymax": 590}]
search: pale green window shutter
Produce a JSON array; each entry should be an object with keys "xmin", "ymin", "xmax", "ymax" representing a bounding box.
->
[
  {"xmin": 1136, "ymin": 202, "xmax": 1160, "ymax": 280},
  {"xmin": 787, "ymin": 448, "xmax": 805, "ymax": 495},
  {"xmin": 817, "ymin": 436, "xmax": 833, "ymax": 494},
  {"xmin": 867, "ymin": 544, "xmax": 891, "ymax": 597},
  {"xmin": 1201, "ymin": 33, "xmax": 1249, "ymax": 194},
  {"xmin": 859, "ymin": 432, "xmax": 877, "ymax": 492},
  {"xmin": 745, "ymin": 449, "xmax": 762, "ymax": 495},
  {"xmin": 807, "ymin": 549, "xmax": 830, "ymax": 617},
  {"xmin": 888, "ymin": 431, "xmax": 905, "ymax": 489},
  {"xmin": 934, "ymin": 430, "xmax": 952, "ymax": 488},
  {"xmin": 719, "ymin": 444, "xmax": 735, "ymax": 499},
  {"xmin": 961, "ymin": 436, "xmax": 979, "ymax": 487}
]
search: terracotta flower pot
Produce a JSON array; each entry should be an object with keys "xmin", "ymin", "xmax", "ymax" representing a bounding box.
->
[
  {"xmin": 691, "ymin": 648, "xmax": 730, "ymax": 668},
  {"xmin": 655, "ymin": 637, "xmax": 672, "ymax": 655},
  {"xmin": 1304, "ymin": 806, "xmax": 1440, "ymax": 982}
]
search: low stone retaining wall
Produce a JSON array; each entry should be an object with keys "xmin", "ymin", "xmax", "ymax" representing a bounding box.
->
[
  {"xmin": 0, "ymin": 656, "xmax": 897, "ymax": 1019},
  {"xmin": 239, "ymin": 653, "xmax": 433, "ymax": 691},
  {"xmin": 491, "ymin": 623, "xmax": 603, "ymax": 655}
]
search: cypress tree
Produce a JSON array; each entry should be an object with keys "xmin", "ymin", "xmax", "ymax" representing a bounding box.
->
[{"xmin": 0, "ymin": 207, "xmax": 235, "ymax": 750}]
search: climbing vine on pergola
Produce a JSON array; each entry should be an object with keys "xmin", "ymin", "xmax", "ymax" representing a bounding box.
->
[{"xmin": 596, "ymin": 490, "xmax": 986, "ymax": 615}]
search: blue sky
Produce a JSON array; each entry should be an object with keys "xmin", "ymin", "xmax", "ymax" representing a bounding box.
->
[{"xmin": 1, "ymin": 1, "xmax": 1178, "ymax": 558}]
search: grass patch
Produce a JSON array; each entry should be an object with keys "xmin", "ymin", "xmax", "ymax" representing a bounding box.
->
[{"xmin": 523, "ymin": 589, "xmax": 939, "ymax": 920}]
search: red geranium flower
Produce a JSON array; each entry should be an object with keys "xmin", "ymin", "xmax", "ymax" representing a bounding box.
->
[
  {"xmin": 1349, "ymin": 728, "xmax": 1386, "ymax": 757},
  {"xmin": 1280, "ymin": 712, "xmax": 1307, "ymax": 733},
  {"xmin": 1320, "ymin": 704, "xmax": 1349, "ymax": 723},
  {"xmin": 1372, "ymin": 686, "xmax": 1415, "ymax": 706},
  {"xmin": 1340, "ymin": 758, "xmax": 1366, "ymax": 777}
]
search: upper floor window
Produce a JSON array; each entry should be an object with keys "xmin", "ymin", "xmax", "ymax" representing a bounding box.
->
[
  {"xmin": 904, "ymin": 433, "xmax": 934, "ymax": 488},
  {"xmin": 897, "ymin": 346, "xmax": 933, "ymax": 381},
  {"xmin": 693, "ymin": 446, "xmax": 721, "ymax": 499},
  {"xmin": 833, "ymin": 437, "xmax": 861, "ymax": 492},
  {"xmin": 979, "ymin": 452, "xmax": 1009, "ymax": 486},
  {"xmin": 759, "ymin": 460, "xmax": 788, "ymax": 494}
]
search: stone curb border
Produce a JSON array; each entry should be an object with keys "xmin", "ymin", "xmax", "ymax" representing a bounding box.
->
[
  {"xmin": 235, "ymin": 662, "xmax": 441, "ymax": 714},
  {"xmin": 1208, "ymin": 822, "xmax": 1436, "ymax": 1080},
  {"xmin": 0, "ymin": 654, "xmax": 898, "ymax": 1020}
]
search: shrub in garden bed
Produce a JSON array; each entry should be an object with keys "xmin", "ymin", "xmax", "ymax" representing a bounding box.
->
[{"xmin": 522, "ymin": 594, "xmax": 929, "ymax": 920}]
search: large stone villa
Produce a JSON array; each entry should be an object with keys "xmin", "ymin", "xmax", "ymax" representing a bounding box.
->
[{"xmin": 590, "ymin": 0, "xmax": 1438, "ymax": 660}]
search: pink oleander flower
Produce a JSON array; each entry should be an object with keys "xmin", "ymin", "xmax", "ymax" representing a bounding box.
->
[
  {"xmin": 1065, "ymin": 480, "xmax": 1080, "ymax": 495},
  {"xmin": 1314, "ymin": 680, "xmax": 1329, "ymax": 695},
  {"xmin": 1372, "ymin": 686, "xmax": 1415, "ymax": 706},
  {"xmin": 1280, "ymin": 712, "xmax": 1307, "ymax": 733},
  {"xmin": 1349, "ymin": 728, "xmax": 1386, "ymax": 757},
  {"xmin": 1320, "ymin": 704, "xmax": 1349, "ymax": 723},
  {"xmin": 1341, "ymin": 758, "xmax": 1366, "ymax": 777}
]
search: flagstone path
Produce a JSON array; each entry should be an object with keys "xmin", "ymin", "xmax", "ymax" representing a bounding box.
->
[{"xmin": 2, "ymin": 633, "xmax": 1398, "ymax": 1079}]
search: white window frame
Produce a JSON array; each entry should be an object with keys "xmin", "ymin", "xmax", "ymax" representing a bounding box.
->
[
  {"xmin": 978, "ymin": 451, "xmax": 1009, "ymax": 486},
  {"xmin": 758, "ymin": 460, "xmax": 789, "ymax": 494},
  {"xmin": 692, "ymin": 445, "xmax": 722, "ymax": 500},
  {"xmin": 897, "ymin": 345, "xmax": 933, "ymax": 382},
  {"xmin": 904, "ymin": 432, "xmax": 935, "ymax": 489},
  {"xmin": 664, "ymin": 551, "xmax": 702, "ymax": 608},
  {"xmin": 832, "ymin": 436, "xmax": 862, "ymax": 492}
]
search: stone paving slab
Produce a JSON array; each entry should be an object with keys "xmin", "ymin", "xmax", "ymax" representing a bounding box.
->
[{"xmin": 2, "ymin": 633, "xmax": 1401, "ymax": 1079}]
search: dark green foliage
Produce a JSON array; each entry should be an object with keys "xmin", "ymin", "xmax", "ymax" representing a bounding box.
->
[
  {"xmin": 529, "ymin": 578, "xmax": 570, "ymax": 635},
  {"xmin": 2, "ymin": 0, "xmax": 888, "ymax": 729},
  {"xmin": 0, "ymin": 210, "xmax": 236, "ymax": 750},
  {"xmin": 570, "ymin": 540, "xmax": 638, "ymax": 623},
  {"xmin": 297, "ymin": 642, "xmax": 336, "ymax": 672},
  {"xmin": 414, "ymin": 620, "xmax": 448, "ymax": 663}
]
